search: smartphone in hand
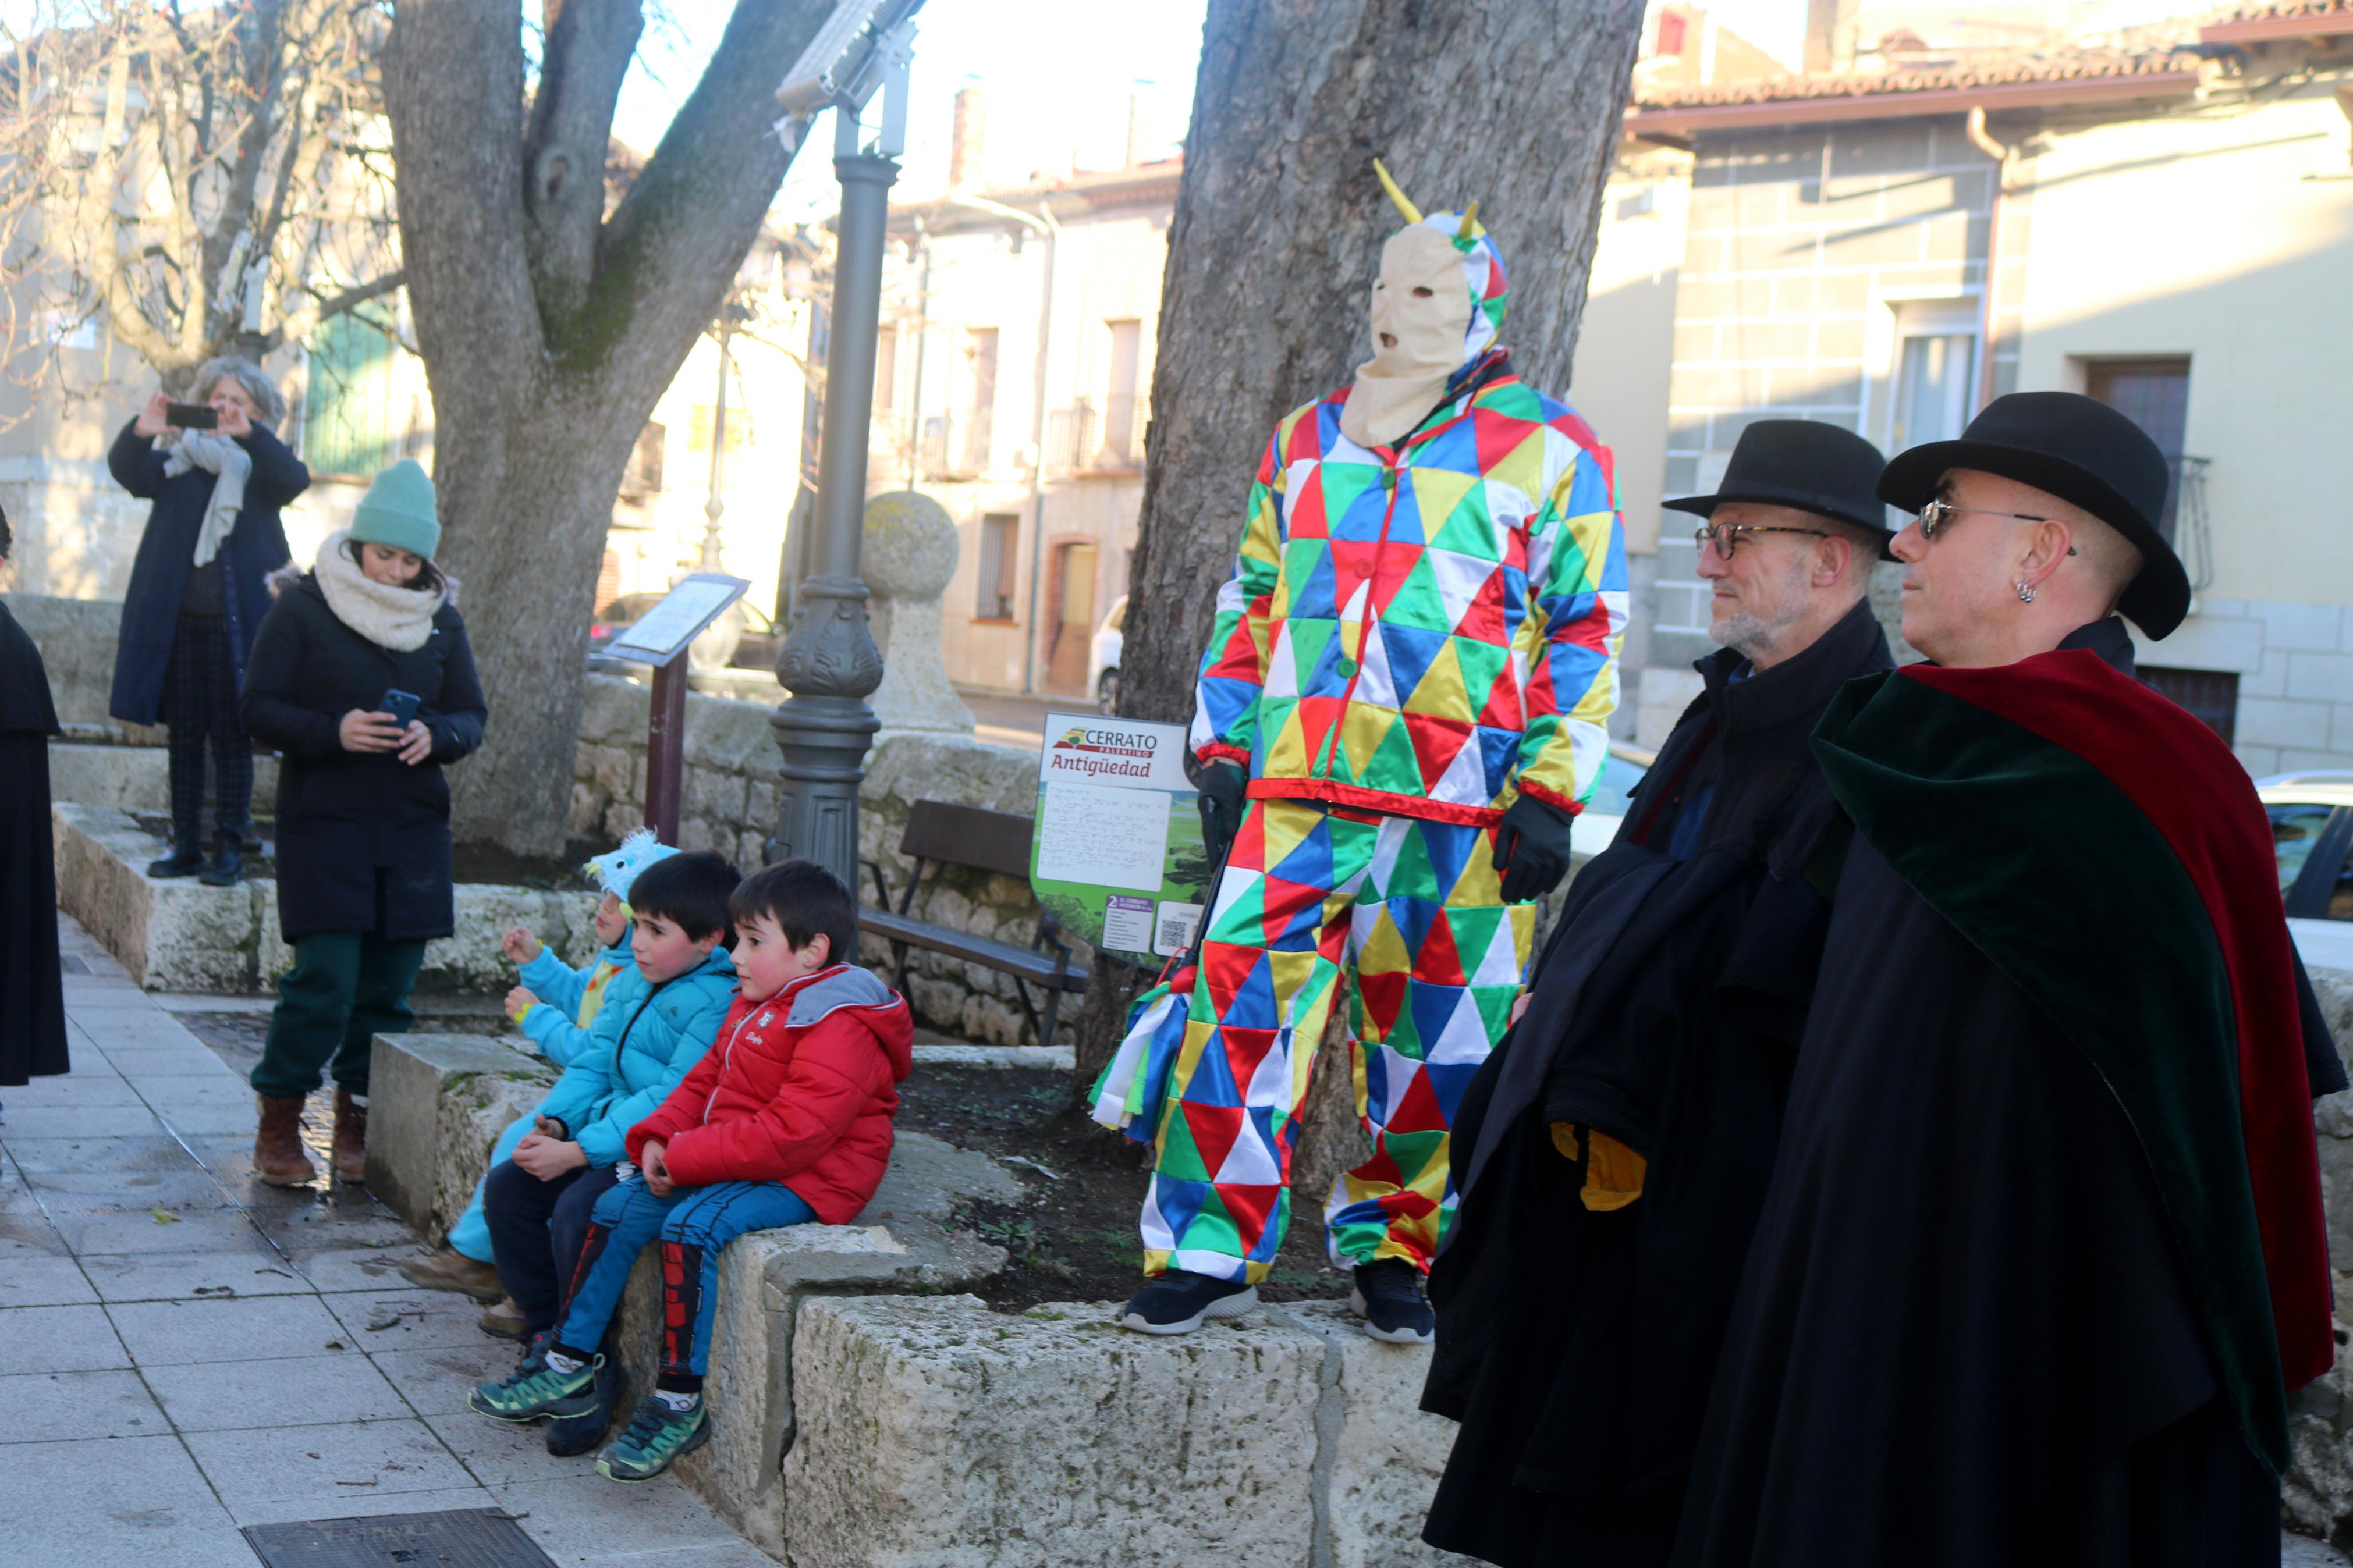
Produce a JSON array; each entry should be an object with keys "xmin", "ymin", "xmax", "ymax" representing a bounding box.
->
[
  {"xmin": 380, "ymin": 689, "xmax": 422, "ymax": 728},
  {"xmin": 164, "ymin": 403, "xmax": 218, "ymax": 429}
]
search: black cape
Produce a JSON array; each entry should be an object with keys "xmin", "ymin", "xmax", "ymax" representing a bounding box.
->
[
  {"xmin": 0, "ymin": 598, "xmax": 68, "ymax": 1085},
  {"xmin": 1422, "ymin": 598, "xmax": 1891, "ymax": 1567},
  {"xmin": 1671, "ymin": 620, "xmax": 2329, "ymax": 1568}
]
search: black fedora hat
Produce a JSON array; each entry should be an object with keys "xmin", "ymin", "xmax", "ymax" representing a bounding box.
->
[
  {"xmin": 1664, "ymin": 419, "xmax": 1895, "ymax": 557},
  {"xmin": 1876, "ymin": 390, "xmax": 2189, "ymax": 639}
]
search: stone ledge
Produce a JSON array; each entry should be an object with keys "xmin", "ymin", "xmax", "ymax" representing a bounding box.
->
[
  {"xmin": 48, "ymin": 739, "xmax": 275, "ymax": 816},
  {"xmin": 782, "ymin": 1294, "xmax": 1461, "ymax": 1568},
  {"xmin": 910, "ymin": 1044, "xmax": 1075, "ymax": 1071},
  {"xmin": 365, "ymin": 1031, "xmax": 1021, "ymax": 1559},
  {"xmin": 53, "ymin": 803, "xmax": 601, "ymax": 993}
]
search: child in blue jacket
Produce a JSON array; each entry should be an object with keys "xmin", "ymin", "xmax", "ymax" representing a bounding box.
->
[
  {"xmin": 481, "ymin": 848, "xmax": 740, "ymax": 1456},
  {"xmin": 398, "ymin": 832, "xmax": 679, "ymax": 1322}
]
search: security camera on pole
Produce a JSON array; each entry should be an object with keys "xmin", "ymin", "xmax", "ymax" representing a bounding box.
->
[{"xmin": 764, "ymin": 0, "xmax": 924, "ymax": 888}]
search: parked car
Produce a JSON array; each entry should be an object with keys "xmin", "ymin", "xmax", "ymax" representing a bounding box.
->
[
  {"xmin": 1570, "ymin": 740, "xmax": 1653, "ymax": 860},
  {"xmin": 587, "ymin": 592, "xmax": 786, "ymax": 677},
  {"xmin": 2260, "ymin": 771, "xmax": 2353, "ymax": 973},
  {"xmin": 1090, "ymin": 595, "xmax": 1127, "ymax": 712}
]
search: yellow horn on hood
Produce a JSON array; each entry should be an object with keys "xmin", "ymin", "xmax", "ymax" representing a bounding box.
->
[
  {"xmin": 1457, "ymin": 198, "xmax": 1481, "ymax": 239},
  {"xmin": 1372, "ymin": 158, "xmax": 1422, "ymax": 225}
]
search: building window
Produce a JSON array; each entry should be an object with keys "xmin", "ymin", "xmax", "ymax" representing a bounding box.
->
[
  {"xmin": 1890, "ymin": 332, "xmax": 1975, "ymax": 453},
  {"xmin": 1102, "ymin": 319, "xmax": 1143, "ymax": 466},
  {"xmin": 975, "ymin": 513, "xmax": 1019, "ymax": 620},
  {"xmin": 875, "ymin": 325, "xmax": 899, "ymax": 413},
  {"xmin": 621, "ymin": 421, "xmax": 665, "ymax": 497},
  {"xmin": 964, "ymin": 328, "xmax": 998, "ymax": 472},
  {"xmin": 304, "ymin": 312, "xmax": 397, "ymax": 479},
  {"xmin": 2086, "ymin": 358, "xmax": 2191, "ymax": 543},
  {"xmin": 2140, "ymin": 664, "xmax": 2237, "ymax": 744}
]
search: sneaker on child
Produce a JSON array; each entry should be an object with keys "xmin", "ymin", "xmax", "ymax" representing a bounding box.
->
[
  {"xmin": 1349, "ymin": 1258, "xmax": 1435, "ymax": 1344},
  {"xmin": 1119, "ymin": 1270, "xmax": 1259, "ymax": 1335}
]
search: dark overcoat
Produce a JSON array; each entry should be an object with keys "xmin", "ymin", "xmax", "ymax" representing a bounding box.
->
[
  {"xmin": 107, "ymin": 417, "xmax": 309, "ymax": 726},
  {"xmin": 0, "ymin": 597, "xmax": 68, "ymax": 1084},
  {"xmin": 239, "ymin": 572, "xmax": 487, "ymax": 942}
]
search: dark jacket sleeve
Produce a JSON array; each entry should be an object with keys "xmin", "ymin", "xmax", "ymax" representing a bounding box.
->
[
  {"xmin": 2293, "ymin": 947, "xmax": 2347, "ymax": 1098},
  {"xmin": 425, "ymin": 610, "xmax": 487, "ymax": 763},
  {"xmin": 107, "ymin": 419, "xmax": 166, "ymax": 499},
  {"xmin": 238, "ymin": 422, "xmax": 311, "ymax": 509},
  {"xmin": 239, "ymin": 596, "xmax": 342, "ymax": 760}
]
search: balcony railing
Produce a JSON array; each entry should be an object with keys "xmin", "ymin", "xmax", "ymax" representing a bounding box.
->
[
  {"xmin": 2171, "ymin": 455, "xmax": 2213, "ymax": 592},
  {"xmin": 1045, "ymin": 395, "xmax": 1149, "ymax": 474}
]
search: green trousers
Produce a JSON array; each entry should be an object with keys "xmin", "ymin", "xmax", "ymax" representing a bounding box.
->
[{"xmin": 251, "ymin": 930, "xmax": 427, "ymax": 1101}]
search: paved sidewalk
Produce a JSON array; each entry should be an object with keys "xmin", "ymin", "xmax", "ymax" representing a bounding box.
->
[{"xmin": 0, "ymin": 917, "xmax": 773, "ymax": 1567}]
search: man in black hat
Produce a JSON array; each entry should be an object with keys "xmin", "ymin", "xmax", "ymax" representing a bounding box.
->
[
  {"xmin": 1421, "ymin": 419, "xmax": 1898, "ymax": 1567},
  {"xmin": 1673, "ymin": 392, "xmax": 2345, "ymax": 1566}
]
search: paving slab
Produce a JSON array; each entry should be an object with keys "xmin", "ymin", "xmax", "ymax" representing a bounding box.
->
[
  {"xmin": 107, "ymin": 1292, "xmax": 350, "ymax": 1365},
  {"xmin": 0, "ymin": 1101, "xmax": 166, "ymax": 1139},
  {"xmin": 324, "ymin": 1286, "xmax": 498, "ymax": 1353},
  {"xmin": 371, "ymin": 1342, "xmax": 519, "ymax": 1420},
  {"xmin": 292, "ymin": 1244, "xmax": 431, "ymax": 1295},
  {"xmin": 0, "ymin": 1301, "xmax": 130, "ymax": 1374},
  {"xmin": 184, "ymin": 1415, "xmax": 481, "ymax": 1514},
  {"xmin": 147, "ymin": 1351, "xmax": 413, "ymax": 1431},
  {"xmin": 80, "ymin": 1242, "xmax": 311, "ymax": 1303},
  {"xmin": 0, "ymin": 1366, "xmax": 169, "ymax": 1443},
  {"xmin": 225, "ymin": 1482, "xmax": 502, "ymax": 1531},
  {"xmin": 491, "ymin": 1473, "xmax": 750, "ymax": 1561},
  {"xmin": 0, "ymin": 1252, "xmax": 99, "ymax": 1308},
  {"xmin": 3, "ymin": 1433, "xmax": 253, "ymax": 1568},
  {"xmin": 48, "ymin": 1205, "xmax": 259, "ymax": 1257}
]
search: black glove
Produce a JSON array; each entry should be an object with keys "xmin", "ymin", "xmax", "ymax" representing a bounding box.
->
[
  {"xmin": 1195, "ymin": 761, "xmax": 1248, "ymax": 869},
  {"xmin": 1492, "ymin": 795, "xmax": 1577, "ymax": 903}
]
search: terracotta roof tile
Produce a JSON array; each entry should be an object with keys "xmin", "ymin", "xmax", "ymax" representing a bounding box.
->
[{"xmin": 1635, "ymin": 51, "xmax": 2192, "ymax": 111}]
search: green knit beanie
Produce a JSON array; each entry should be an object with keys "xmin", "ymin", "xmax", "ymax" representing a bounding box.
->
[{"xmin": 350, "ymin": 458, "xmax": 441, "ymax": 561}]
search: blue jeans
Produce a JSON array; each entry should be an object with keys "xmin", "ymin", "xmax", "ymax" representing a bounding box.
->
[
  {"xmin": 447, "ymin": 1115, "xmax": 533, "ymax": 1263},
  {"xmin": 555, "ymin": 1178, "xmax": 816, "ymax": 1378}
]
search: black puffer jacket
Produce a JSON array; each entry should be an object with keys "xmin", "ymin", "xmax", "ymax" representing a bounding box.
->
[{"xmin": 240, "ymin": 570, "xmax": 487, "ymax": 941}]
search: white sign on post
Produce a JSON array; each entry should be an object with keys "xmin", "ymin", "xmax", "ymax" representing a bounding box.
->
[
  {"xmin": 1027, "ymin": 712, "xmax": 1212, "ymax": 960},
  {"xmin": 605, "ymin": 574, "xmax": 751, "ymax": 666}
]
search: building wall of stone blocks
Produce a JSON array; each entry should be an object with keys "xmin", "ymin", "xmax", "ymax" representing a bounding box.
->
[
  {"xmin": 569, "ymin": 675, "xmax": 1070, "ymax": 1044},
  {"xmin": 1652, "ymin": 115, "xmax": 1999, "ymax": 670},
  {"xmin": 2136, "ymin": 598, "xmax": 2353, "ymax": 777}
]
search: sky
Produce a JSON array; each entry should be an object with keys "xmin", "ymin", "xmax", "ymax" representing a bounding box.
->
[{"xmin": 617, "ymin": 0, "xmax": 1215, "ymax": 223}]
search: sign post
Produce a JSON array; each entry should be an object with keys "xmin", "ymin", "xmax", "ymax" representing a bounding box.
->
[
  {"xmin": 1027, "ymin": 712, "xmax": 1212, "ymax": 963},
  {"xmin": 602, "ymin": 573, "xmax": 751, "ymax": 846}
]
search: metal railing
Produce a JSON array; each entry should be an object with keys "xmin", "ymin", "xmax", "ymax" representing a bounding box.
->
[{"xmin": 2170, "ymin": 456, "xmax": 2213, "ymax": 592}]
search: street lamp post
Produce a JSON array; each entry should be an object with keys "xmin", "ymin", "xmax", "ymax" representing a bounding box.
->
[{"xmin": 765, "ymin": 1, "xmax": 921, "ymax": 888}]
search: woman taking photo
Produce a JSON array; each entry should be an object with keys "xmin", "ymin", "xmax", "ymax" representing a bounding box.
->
[
  {"xmin": 241, "ymin": 458, "xmax": 485, "ymax": 1185},
  {"xmin": 109, "ymin": 358, "xmax": 309, "ymax": 886}
]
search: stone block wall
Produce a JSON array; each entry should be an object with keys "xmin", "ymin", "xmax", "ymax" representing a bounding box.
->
[{"xmin": 570, "ymin": 674, "xmax": 1071, "ymax": 1044}]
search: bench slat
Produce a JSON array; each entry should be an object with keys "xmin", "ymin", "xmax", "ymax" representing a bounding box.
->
[
  {"xmin": 900, "ymin": 800, "xmax": 1034, "ymax": 882},
  {"xmin": 859, "ymin": 908, "xmax": 1090, "ymax": 991}
]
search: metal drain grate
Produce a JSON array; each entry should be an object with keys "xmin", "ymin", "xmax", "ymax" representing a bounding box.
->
[{"xmin": 242, "ymin": 1507, "xmax": 556, "ymax": 1567}]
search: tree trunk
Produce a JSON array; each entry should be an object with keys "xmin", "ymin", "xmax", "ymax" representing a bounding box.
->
[
  {"xmin": 1070, "ymin": 0, "xmax": 1645, "ymax": 1100},
  {"xmin": 381, "ymin": 0, "xmax": 828, "ymax": 854}
]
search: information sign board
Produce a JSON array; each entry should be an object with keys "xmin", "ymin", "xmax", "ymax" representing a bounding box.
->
[
  {"xmin": 605, "ymin": 574, "xmax": 751, "ymax": 666},
  {"xmin": 1028, "ymin": 712, "xmax": 1211, "ymax": 961}
]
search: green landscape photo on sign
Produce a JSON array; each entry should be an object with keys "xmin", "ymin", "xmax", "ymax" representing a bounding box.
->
[{"xmin": 1028, "ymin": 712, "xmax": 1210, "ymax": 962}]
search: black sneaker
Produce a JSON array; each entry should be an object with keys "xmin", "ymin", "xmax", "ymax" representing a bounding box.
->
[
  {"xmin": 1350, "ymin": 1260, "xmax": 1435, "ymax": 1344},
  {"xmin": 547, "ymin": 1354, "xmax": 626, "ymax": 1457},
  {"xmin": 146, "ymin": 847, "xmax": 204, "ymax": 878},
  {"xmin": 1119, "ymin": 1270, "xmax": 1259, "ymax": 1335}
]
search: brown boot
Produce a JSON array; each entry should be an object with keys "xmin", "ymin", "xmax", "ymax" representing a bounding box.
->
[
  {"xmin": 331, "ymin": 1088, "xmax": 368, "ymax": 1183},
  {"xmin": 398, "ymin": 1248, "xmax": 507, "ymax": 1303},
  {"xmin": 478, "ymin": 1296, "xmax": 528, "ymax": 1341},
  {"xmin": 254, "ymin": 1094, "xmax": 316, "ymax": 1186}
]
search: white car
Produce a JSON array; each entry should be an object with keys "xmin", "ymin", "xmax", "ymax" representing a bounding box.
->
[
  {"xmin": 2261, "ymin": 772, "xmax": 2353, "ymax": 974},
  {"xmin": 1090, "ymin": 596, "xmax": 1127, "ymax": 712}
]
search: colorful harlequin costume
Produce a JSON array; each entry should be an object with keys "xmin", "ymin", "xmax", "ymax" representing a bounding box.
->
[{"xmin": 1094, "ymin": 170, "xmax": 1628, "ymax": 1286}]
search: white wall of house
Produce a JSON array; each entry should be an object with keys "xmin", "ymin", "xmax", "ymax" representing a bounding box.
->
[{"xmin": 2013, "ymin": 84, "xmax": 2353, "ymax": 773}]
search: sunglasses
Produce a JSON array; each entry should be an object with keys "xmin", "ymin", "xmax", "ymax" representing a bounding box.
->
[{"xmin": 1915, "ymin": 499, "xmax": 2075, "ymax": 554}]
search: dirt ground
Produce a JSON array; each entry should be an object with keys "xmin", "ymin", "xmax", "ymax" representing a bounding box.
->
[{"xmin": 898, "ymin": 1065, "xmax": 1353, "ymax": 1313}]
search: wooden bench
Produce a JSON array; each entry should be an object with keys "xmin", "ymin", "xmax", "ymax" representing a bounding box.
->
[{"xmin": 860, "ymin": 799, "xmax": 1089, "ymax": 1048}]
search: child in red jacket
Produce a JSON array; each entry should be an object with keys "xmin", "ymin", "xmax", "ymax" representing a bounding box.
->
[{"xmin": 468, "ymin": 859, "xmax": 911, "ymax": 1482}]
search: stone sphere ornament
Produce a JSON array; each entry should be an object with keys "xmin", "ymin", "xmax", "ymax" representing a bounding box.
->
[
  {"xmin": 862, "ymin": 490, "xmax": 959, "ymax": 602},
  {"xmin": 861, "ymin": 490, "xmax": 974, "ymax": 737}
]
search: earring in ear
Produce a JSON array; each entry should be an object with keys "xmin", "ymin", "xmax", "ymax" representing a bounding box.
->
[{"xmin": 2015, "ymin": 580, "xmax": 2036, "ymax": 604}]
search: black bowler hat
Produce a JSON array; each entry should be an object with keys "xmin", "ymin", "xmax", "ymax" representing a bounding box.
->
[
  {"xmin": 1876, "ymin": 391, "xmax": 2189, "ymax": 639},
  {"xmin": 1663, "ymin": 419, "xmax": 1895, "ymax": 558}
]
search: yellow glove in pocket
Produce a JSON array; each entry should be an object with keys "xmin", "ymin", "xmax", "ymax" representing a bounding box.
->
[{"xmin": 1547, "ymin": 1122, "xmax": 1648, "ymax": 1213}]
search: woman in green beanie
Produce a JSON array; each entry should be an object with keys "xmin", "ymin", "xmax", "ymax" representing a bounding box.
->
[{"xmin": 239, "ymin": 458, "xmax": 488, "ymax": 1186}]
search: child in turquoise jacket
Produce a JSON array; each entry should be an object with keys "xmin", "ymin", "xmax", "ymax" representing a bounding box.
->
[{"xmin": 399, "ymin": 831, "xmax": 683, "ymax": 1322}]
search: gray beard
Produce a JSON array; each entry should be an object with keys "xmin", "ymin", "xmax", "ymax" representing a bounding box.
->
[{"xmin": 1709, "ymin": 608, "xmax": 1791, "ymax": 663}]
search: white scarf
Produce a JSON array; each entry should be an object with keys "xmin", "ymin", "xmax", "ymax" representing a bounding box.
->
[
  {"xmin": 313, "ymin": 529, "xmax": 447, "ymax": 652},
  {"xmin": 162, "ymin": 429, "xmax": 253, "ymax": 568}
]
